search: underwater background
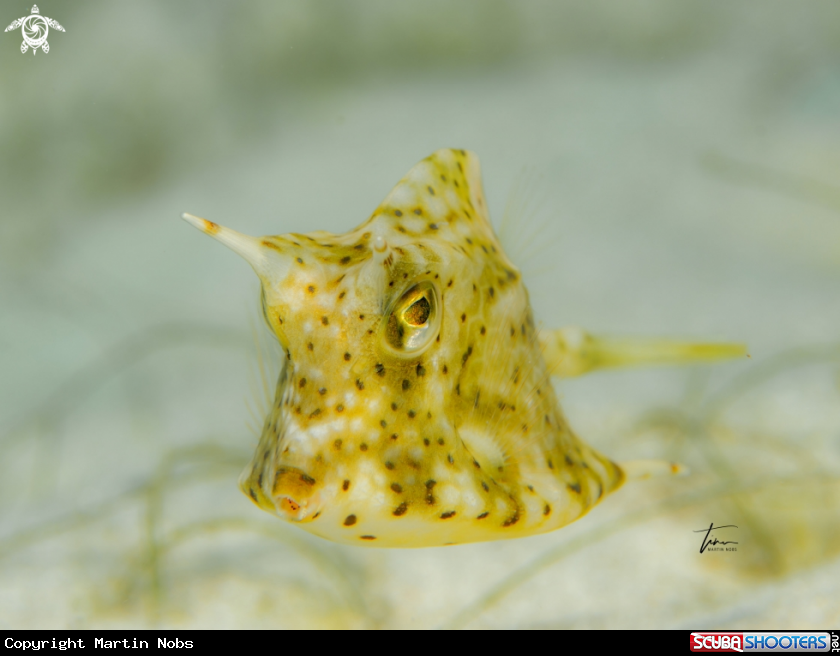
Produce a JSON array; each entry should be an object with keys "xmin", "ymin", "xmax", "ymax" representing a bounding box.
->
[{"xmin": 1, "ymin": 0, "xmax": 839, "ymax": 628}]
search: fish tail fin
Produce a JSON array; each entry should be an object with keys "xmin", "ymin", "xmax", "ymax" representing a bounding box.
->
[
  {"xmin": 539, "ymin": 327, "xmax": 748, "ymax": 378},
  {"xmin": 619, "ymin": 459, "xmax": 688, "ymax": 481}
]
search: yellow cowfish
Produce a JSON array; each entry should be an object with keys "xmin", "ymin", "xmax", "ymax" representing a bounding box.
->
[{"xmin": 182, "ymin": 149, "xmax": 744, "ymax": 547}]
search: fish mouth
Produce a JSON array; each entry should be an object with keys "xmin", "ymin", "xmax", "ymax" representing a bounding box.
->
[
  {"xmin": 275, "ymin": 494, "xmax": 312, "ymax": 522},
  {"xmin": 239, "ymin": 464, "xmax": 322, "ymax": 522},
  {"xmin": 268, "ymin": 466, "xmax": 321, "ymax": 522}
]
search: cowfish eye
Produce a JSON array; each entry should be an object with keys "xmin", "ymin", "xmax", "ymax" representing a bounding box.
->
[{"xmin": 382, "ymin": 281, "xmax": 440, "ymax": 355}]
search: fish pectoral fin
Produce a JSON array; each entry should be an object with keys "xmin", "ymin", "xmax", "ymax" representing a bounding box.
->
[
  {"xmin": 538, "ymin": 326, "xmax": 747, "ymax": 377},
  {"xmin": 619, "ymin": 459, "xmax": 689, "ymax": 480}
]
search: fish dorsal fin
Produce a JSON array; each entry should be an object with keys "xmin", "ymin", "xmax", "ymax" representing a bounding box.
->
[{"xmin": 364, "ymin": 148, "xmax": 500, "ymax": 248}]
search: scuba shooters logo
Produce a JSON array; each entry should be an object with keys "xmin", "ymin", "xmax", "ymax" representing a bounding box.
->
[
  {"xmin": 4, "ymin": 4, "xmax": 65, "ymax": 54},
  {"xmin": 690, "ymin": 633, "xmax": 835, "ymax": 653}
]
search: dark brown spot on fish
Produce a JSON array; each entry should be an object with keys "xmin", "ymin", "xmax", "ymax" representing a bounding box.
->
[
  {"xmin": 300, "ymin": 473, "xmax": 316, "ymax": 486},
  {"xmin": 249, "ymin": 488, "xmax": 258, "ymax": 502},
  {"xmin": 321, "ymin": 316, "xmax": 329, "ymax": 325},
  {"xmin": 477, "ymin": 512, "xmax": 489, "ymax": 520},
  {"xmin": 408, "ymin": 410, "xmax": 416, "ymax": 419},
  {"xmin": 480, "ymin": 326, "xmax": 486, "ymax": 335},
  {"xmin": 375, "ymin": 363, "xmax": 386, "ymax": 376},
  {"xmin": 342, "ymin": 479, "xmax": 350, "ymax": 491},
  {"xmin": 462, "ymin": 346, "xmax": 473, "ymax": 365},
  {"xmin": 307, "ymin": 285, "xmax": 316, "ymax": 293},
  {"xmin": 544, "ymin": 504, "xmax": 551, "ymax": 516},
  {"xmin": 340, "ymin": 256, "xmax": 351, "ymax": 265},
  {"xmin": 390, "ymin": 483, "xmax": 402, "ymax": 493},
  {"xmin": 309, "ymin": 408, "xmax": 321, "ymax": 418},
  {"xmin": 440, "ymin": 511, "xmax": 456, "ymax": 520},
  {"xmin": 568, "ymin": 482, "xmax": 581, "ymax": 494},
  {"xmin": 442, "ymin": 364, "xmax": 448, "ymax": 374},
  {"xmin": 429, "ymin": 223, "xmax": 439, "ymax": 230},
  {"xmin": 344, "ymin": 352, "xmax": 352, "ymax": 361},
  {"xmin": 393, "ymin": 502, "xmax": 408, "ymax": 516},
  {"xmin": 336, "ymin": 404, "xmax": 344, "ymax": 412},
  {"xmin": 360, "ymin": 443, "xmax": 368, "ymax": 452},
  {"xmin": 423, "ymin": 438, "xmax": 430, "ymax": 446},
  {"xmin": 437, "ymin": 438, "xmax": 444, "ymax": 445},
  {"xmin": 503, "ymin": 512, "xmax": 520, "ymax": 527},
  {"xmin": 380, "ymin": 419, "xmax": 387, "ymax": 428},
  {"xmin": 360, "ymin": 535, "xmax": 376, "ymax": 541},
  {"xmin": 416, "ymin": 364, "xmax": 426, "ymax": 376},
  {"xmin": 473, "ymin": 460, "xmax": 481, "ymax": 469},
  {"xmin": 356, "ymin": 379, "xmax": 365, "ymax": 390},
  {"xmin": 394, "ymin": 209, "xmax": 403, "ymax": 217},
  {"xmin": 296, "ymin": 257, "xmax": 303, "ymax": 264},
  {"xmin": 339, "ymin": 291, "xmax": 346, "ymax": 300},
  {"xmin": 343, "ymin": 515, "xmax": 357, "ymax": 526},
  {"xmin": 402, "ymin": 379, "xmax": 411, "ymax": 391},
  {"xmin": 447, "ymin": 454, "xmax": 454, "ymax": 464},
  {"xmin": 547, "ymin": 458, "xmax": 554, "ymax": 470},
  {"xmin": 413, "ymin": 208, "xmax": 422, "ymax": 216},
  {"xmin": 390, "ymin": 433, "xmax": 398, "ymax": 441},
  {"xmin": 391, "ymin": 402, "xmax": 398, "ymax": 411},
  {"xmin": 319, "ymin": 387, "xmax": 327, "ymax": 395},
  {"xmin": 307, "ymin": 342, "xmax": 314, "ymax": 351},
  {"xmin": 299, "ymin": 378, "xmax": 307, "ymax": 388},
  {"xmin": 427, "ymin": 186, "xmax": 435, "ymax": 195},
  {"xmin": 461, "ymin": 313, "xmax": 466, "ymax": 323},
  {"xmin": 481, "ymin": 481, "xmax": 489, "ymax": 492}
]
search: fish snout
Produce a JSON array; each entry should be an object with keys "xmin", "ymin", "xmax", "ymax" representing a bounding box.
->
[
  {"xmin": 268, "ymin": 466, "xmax": 322, "ymax": 522},
  {"xmin": 239, "ymin": 463, "xmax": 322, "ymax": 522}
]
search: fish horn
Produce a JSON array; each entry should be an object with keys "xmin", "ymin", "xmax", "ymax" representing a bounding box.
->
[
  {"xmin": 181, "ymin": 212, "xmax": 267, "ymax": 270},
  {"xmin": 540, "ymin": 326, "xmax": 747, "ymax": 378},
  {"xmin": 619, "ymin": 459, "xmax": 688, "ymax": 480}
]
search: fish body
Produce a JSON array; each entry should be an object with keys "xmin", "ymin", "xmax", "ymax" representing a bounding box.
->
[{"xmin": 183, "ymin": 149, "xmax": 742, "ymax": 547}]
